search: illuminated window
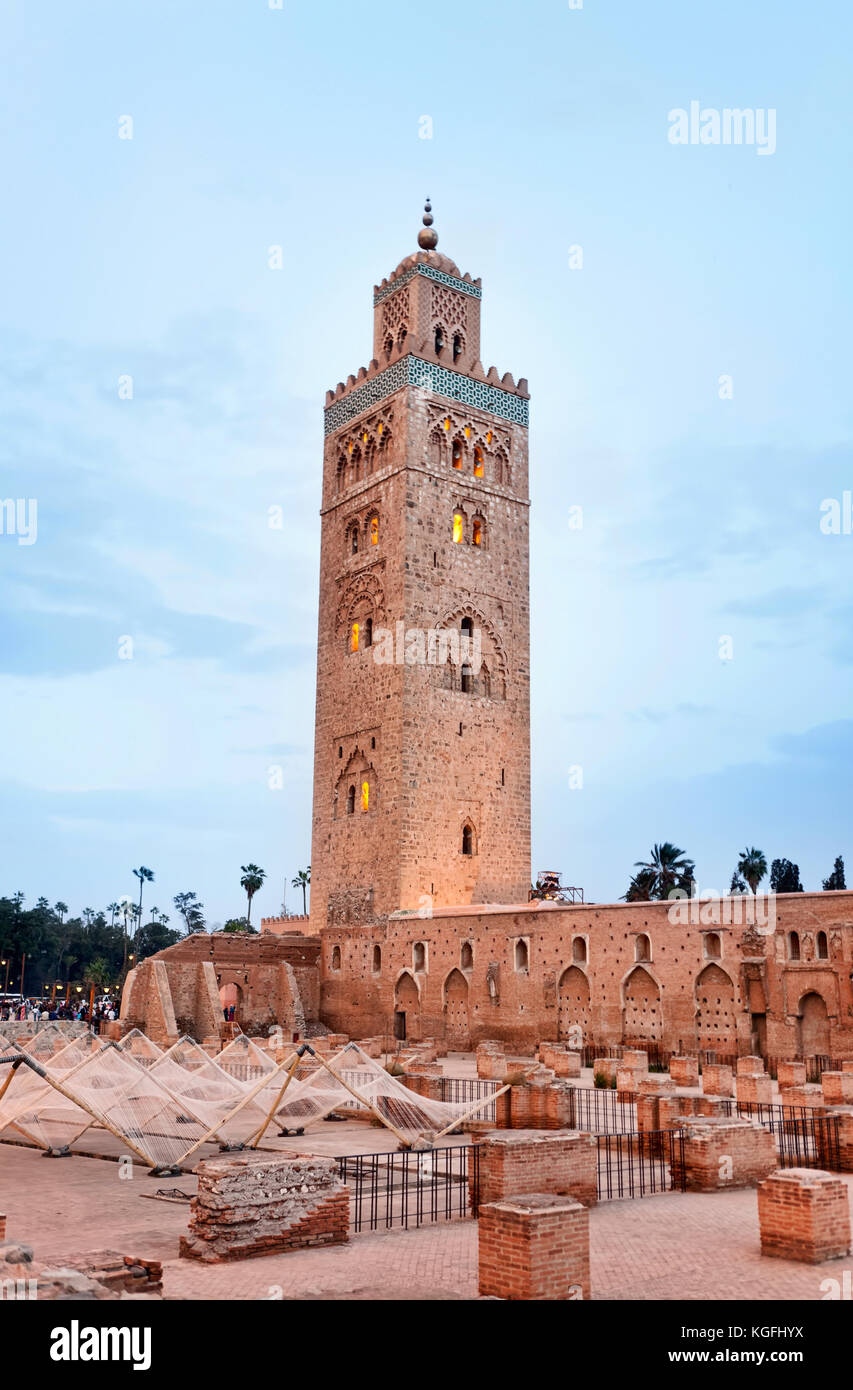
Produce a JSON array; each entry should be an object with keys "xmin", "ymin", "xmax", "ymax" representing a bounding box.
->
[
  {"xmin": 473, "ymin": 446, "xmax": 484, "ymax": 477},
  {"xmin": 452, "ymin": 513, "xmax": 464, "ymax": 543},
  {"xmin": 351, "ymin": 622, "xmax": 359, "ymax": 652},
  {"xmin": 361, "ymin": 780, "xmax": 369, "ymax": 811},
  {"xmin": 452, "ymin": 440, "xmax": 463, "ymax": 469},
  {"xmin": 346, "ymin": 786, "xmax": 355, "ymax": 815},
  {"xmin": 444, "ymin": 418, "xmax": 451, "ymax": 432},
  {"xmin": 370, "ymin": 516, "xmax": 379, "ymax": 545},
  {"xmin": 472, "ymin": 518, "xmax": 482, "ymax": 546}
]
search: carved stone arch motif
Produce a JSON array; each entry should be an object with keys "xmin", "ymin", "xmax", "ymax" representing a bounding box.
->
[
  {"xmin": 433, "ymin": 601, "xmax": 509, "ymax": 696},
  {"xmin": 334, "ymin": 747, "xmax": 378, "ymax": 817},
  {"xmin": 336, "ymin": 571, "xmax": 385, "ymax": 632}
]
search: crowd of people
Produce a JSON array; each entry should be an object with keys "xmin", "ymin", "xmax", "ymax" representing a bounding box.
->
[{"xmin": 0, "ymin": 997, "xmax": 118, "ymax": 1031}]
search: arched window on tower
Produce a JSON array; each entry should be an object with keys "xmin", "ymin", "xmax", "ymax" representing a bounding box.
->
[
  {"xmin": 572, "ymin": 937, "xmax": 587, "ymax": 964},
  {"xmin": 515, "ymin": 939, "xmax": 529, "ymax": 972},
  {"xmin": 361, "ymin": 780, "xmax": 370, "ymax": 812},
  {"xmin": 635, "ymin": 933, "xmax": 651, "ymax": 962},
  {"xmin": 452, "ymin": 512, "xmax": 464, "ymax": 543},
  {"xmin": 788, "ymin": 931, "xmax": 800, "ymax": 961},
  {"xmin": 453, "ymin": 332, "xmax": 463, "ymax": 362},
  {"xmin": 413, "ymin": 941, "xmax": 426, "ymax": 971},
  {"xmin": 350, "ymin": 621, "xmax": 359, "ymax": 653},
  {"xmin": 452, "ymin": 439, "xmax": 463, "ymax": 470},
  {"xmin": 370, "ymin": 515, "xmax": 379, "ymax": 546},
  {"xmin": 473, "ymin": 446, "xmax": 484, "ymax": 477},
  {"xmin": 434, "ymin": 325, "xmax": 445, "ymax": 355},
  {"xmin": 704, "ymin": 932, "xmax": 721, "ymax": 960},
  {"xmin": 331, "ymin": 945, "xmax": 341, "ymax": 971},
  {"xmin": 472, "ymin": 518, "xmax": 482, "ymax": 546},
  {"xmin": 364, "ymin": 618, "xmax": 373, "ymax": 647},
  {"xmin": 430, "ymin": 432, "xmax": 443, "ymax": 466},
  {"xmin": 350, "ymin": 525, "xmax": 359, "ymax": 555},
  {"xmin": 461, "ymin": 941, "xmax": 473, "ymax": 970},
  {"xmin": 372, "ymin": 944, "xmax": 382, "ymax": 973},
  {"xmin": 384, "ymin": 334, "xmax": 393, "ymax": 359},
  {"xmin": 817, "ymin": 930, "xmax": 829, "ymax": 960},
  {"xmin": 461, "ymin": 822, "xmax": 474, "ymax": 856},
  {"xmin": 346, "ymin": 786, "xmax": 355, "ymax": 815},
  {"xmin": 461, "ymin": 664, "xmax": 473, "ymax": 693}
]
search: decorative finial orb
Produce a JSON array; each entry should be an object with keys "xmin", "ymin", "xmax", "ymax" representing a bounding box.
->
[{"xmin": 417, "ymin": 197, "xmax": 438, "ymax": 250}]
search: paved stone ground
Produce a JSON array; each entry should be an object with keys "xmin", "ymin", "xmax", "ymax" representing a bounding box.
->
[{"xmin": 3, "ymin": 1140, "xmax": 852, "ymax": 1301}]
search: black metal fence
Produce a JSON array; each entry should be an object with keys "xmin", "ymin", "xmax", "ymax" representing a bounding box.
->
[
  {"xmin": 570, "ymin": 1085, "xmax": 637, "ymax": 1134},
  {"xmin": 338, "ymin": 1144, "xmax": 478, "ymax": 1233},
  {"xmin": 597, "ymin": 1129, "xmax": 686, "ymax": 1200},
  {"xmin": 724, "ymin": 1102, "xmax": 841, "ymax": 1170},
  {"xmin": 436, "ymin": 1076, "xmax": 500, "ymax": 1122}
]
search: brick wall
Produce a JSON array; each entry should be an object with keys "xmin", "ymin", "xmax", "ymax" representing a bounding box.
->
[
  {"xmin": 473, "ymin": 1129, "xmax": 597, "ymax": 1209},
  {"xmin": 758, "ymin": 1168, "xmax": 852, "ymax": 1262},
  {"xmin": 478, "ymin": 1193, "xmax": 590, "ymax": 1300},
  {"xmin": 179, "ymin": 1152, "xmax": 349, "ymax": 1262},
  {"xmin": 671, "ymin": 1118, "xmax": 778, "ymax": 1191}
]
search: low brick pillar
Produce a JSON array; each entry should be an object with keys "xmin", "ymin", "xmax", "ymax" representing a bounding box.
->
[
  {"xmin": 822, "ymin": 1072, "xmax": 853, "ymax": 1106},
  {"xmin": 702, "ymin": 1064, "xmax": 734, "ymax": 1098},
  {"xmin": 179, "ymin": 1152, "xmax": 349, "ymax": 1263},
  {"xmin": 836, "ymin": 1112, "xmax": 853, "ymax": 1172},
  {"xmin": 478, "ymin": 1194, "xmax": 590, "ymax": 1300},
  {"xmin": 778, "ymin": 1061, "xmax": 807, "ymax": 1090},
  {"xmin": 635, "ymin": 1074, "xmax": 675, "ymax": 1132},
  {"xmin": 758, "ymin": 1169, "xmax": 852, "ymax": 1262},
  {"xmin": 473, "ymin": 1129, "xmax": 597, "ymax": 1209},
  {"xmin": 592, "ymin": 1057, "xmax": 619, "ymax": 1086},
  {"xmin": 736, "ymin": 1073, "xmax": 774, "ymax": 1106},
  {"xmin": 695, "ymin": 1095, "xmax": 730, "ymax": 1119},
  {"xmin": 542, "ymin": 1082, "xmax": 574, "ymax": 1130},
  {"xmin": 670, "ymin": 1056, "xmax": 700, "ymax": 1088},
  {"xmin": 616, "ymin": 1067, "xmax": 640, "ymax": 1099},
  {"xmin": 550, "ymin": 1050, "xmax": 581, "ymax": 1079},
  {"xmin": 737, "ymin": 1055, "xmax": 765, "ymax": 1076},
  {"xmin": 477, "ymin": 1041, "xmax": 506, "ymax": 1080},
  {"xmin": 671, "ymin": 1118, "xmax": 777, "ymax": 1191},
  {"xmin": 354, "ymin": 1038, "xmax": 383, "ymax": 1059},
  {"xmin": 622, "ymin": 1049, "xmax": 649, "ymax": 1075},
  {"xmin": 842, "ymin": 1061, "xmax": 853, "ymax": 1075},
  {"xmin": 781, "ymin": 1084, "xmax": 826, "ymax": 1110}
]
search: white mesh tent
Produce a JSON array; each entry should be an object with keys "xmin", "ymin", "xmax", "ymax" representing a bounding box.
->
[{"xmin": 117, "ymin": 1029, "xmax": 164, "ymax": 1069}]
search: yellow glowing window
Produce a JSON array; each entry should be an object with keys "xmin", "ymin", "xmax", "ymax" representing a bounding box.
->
[
  {"xmin": 370, "ymin": 517, "xmax": 379, "ymax": 545},
  {"xmin": 464, "ymin": 426, "xmax": 470, "ymax": 439},
  {"xmin": 453, "ymin": 513, "xmax": 464, "ymax": 543},
  {"xmin": 474, "ymin": 447, "xmax": 484, "ymax": 477},
  {"xmin": 362, "ymin": 432, "xmax": 368, "ymax": 443},
  {"xmin": 473, "ymin": 519, "xmax": 482, "ymax": 545},
  {"xmin": 348, "ymin": 441, "xmax": 353, "ymax": 453},
  {"xmin": 486, "ymin": 431, "xmax": 492, "ymax": 445},
  {"xmin": 351, "ymin": 621, "xmax": 359, "ymax": 652},
  {"xmin": 361, "ymin": 780, "xmax": 369, "ymax": 811},
  {"xmin": 378, "ymin": 423, "xmax": 383, "ymax": 435},
  {"xmin": 444, "ymin": 418, "xmax": 451, "ymax": 431}
]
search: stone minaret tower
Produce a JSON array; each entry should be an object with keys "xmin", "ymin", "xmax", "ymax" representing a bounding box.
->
[{"xmin": 309, "ymin": 202, "xmax": 531, "ymax": 929}]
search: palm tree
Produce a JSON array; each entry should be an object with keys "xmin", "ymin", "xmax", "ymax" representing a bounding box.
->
[
  {"xmin": 622, "ymin": 868, "xmax": 657, "ymax": 902},
  {"xmin": 291, "ymin": 867, "xmax": 311, "ymax": 915},
  {"xmin": 737, "ymin": 847, "xmax": 768, "ymax": 895},
  {"xmin": 53, "ymin": 901, "xmax": 68, "ymax": 924},
  {"xmin": 106, "ymin": 902, "xmax": 120, "ymax": 928},
  {"xmin": 132, "ymin": 867, "xmax": 154, "ymax": 939},
  {"xmin": 633, "ymin": 843, "xmax": 695, "ymax": 900},
  {"xmin": 240, "ymin": 864, "xmax": 266, "ymax": 930}
]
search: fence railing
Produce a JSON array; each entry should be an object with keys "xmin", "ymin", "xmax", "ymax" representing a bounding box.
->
[
  {"xmin": 337, "ymin": 1145, "xmax": 478, "ymax": 1233},
  {"xmin": 570, "ymin": 1086, "xmax": 637, "ymax": 1134},
  {"xmin": 597, "ymin": 1129, "xmax": 686, "ymax": 1201},
  {"xmin": 436, "ymin": 1075, "xmax": 500, "ymax": 1121},
  {"xmin": 724, "ymin": 1103, "xmax": 841, "ymax": 1170}
]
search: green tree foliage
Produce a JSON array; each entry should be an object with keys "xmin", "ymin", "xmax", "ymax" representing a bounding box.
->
[
  {"xmin": 737, "ymin": 847, "xmax": 768, "ymax": 895},
  {"xmin": 627, "ymin": 843, "xmax": 695, "ymax": 901},
  {"xmin": 769, "ymin": 858, "xmax": 804, "ymax": 893},
  {"xmin": 822, "ymin": 856, "xmax": 846, "ymax": 891}
]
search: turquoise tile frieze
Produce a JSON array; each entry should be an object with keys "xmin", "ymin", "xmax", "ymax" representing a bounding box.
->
[
  {"xmin": 373, "ymin": 263, "xmax": 483, "ymax": 306},
  {"xmin": 324, "ymin": 356, "xmax": 528, "ymax": 435}
]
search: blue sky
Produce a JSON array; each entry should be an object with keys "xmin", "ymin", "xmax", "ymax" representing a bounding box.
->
[{"xmin": 1, "ymin": 0, "xmax": 851, "ymax": 923}]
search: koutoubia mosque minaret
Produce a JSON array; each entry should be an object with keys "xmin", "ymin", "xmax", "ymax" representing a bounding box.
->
[{"xmin": 309, "ymin": 203, "xmax": 531, "ymax": 929}]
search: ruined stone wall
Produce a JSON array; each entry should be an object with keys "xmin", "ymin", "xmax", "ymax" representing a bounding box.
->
[{"xmin": 318, "ymin": 891, "xmax": 853, "ymax": 1056}]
